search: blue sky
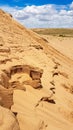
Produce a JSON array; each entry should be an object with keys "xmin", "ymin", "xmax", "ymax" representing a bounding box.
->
[
  {"xmin": 0, "ymin": 0, "xmax": 73, "ymax": 6},
  {"xmin": 0, "ymin": 0, "xmax": 73, "ymax": 28}
]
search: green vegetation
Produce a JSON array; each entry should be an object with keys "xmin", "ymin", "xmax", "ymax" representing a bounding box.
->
[{"xmin": 32, "ymin": 28, "xmax": 73, "ymax": 37}]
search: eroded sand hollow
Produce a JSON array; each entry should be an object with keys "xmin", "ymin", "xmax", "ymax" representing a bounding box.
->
[{"xmin": 0, "ymin": 64, "xmax": 43, "ymax": 108}]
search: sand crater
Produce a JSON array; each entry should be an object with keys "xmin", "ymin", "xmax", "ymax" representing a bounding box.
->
[{"xmin": 0, "ymin": 64, "xmax": 43, "ymax": 108}]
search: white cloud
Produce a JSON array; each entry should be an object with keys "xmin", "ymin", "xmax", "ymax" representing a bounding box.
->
[
  {"xmin": 70, "ymin": 1, "xmax": 73, "ymax": 9},
  {"xmin": 0, "ymin": 2, "xmax": 73, "ymax": 28}
]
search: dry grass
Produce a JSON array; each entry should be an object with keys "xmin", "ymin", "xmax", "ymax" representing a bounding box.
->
[{"xmin": 32, "ymin": 28, "xmax": 73, "ymax": 37}]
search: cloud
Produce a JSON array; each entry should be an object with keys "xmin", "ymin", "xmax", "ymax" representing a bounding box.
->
[
  {"xmin": 70, "ymin": 1, "xmax": 73, "ymax": 9},
  {"xmin": 0, "ymin": 2, "xmax": 73, "ymax": 28}
]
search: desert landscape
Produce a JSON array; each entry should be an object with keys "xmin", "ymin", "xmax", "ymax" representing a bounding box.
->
[
  {"xmin": 0, "ymin": 9, "xmax": 73, "ymax": 130},
  {"xmin": 32, "ymin": 28, "xmax": 73, "ymax": 59}
]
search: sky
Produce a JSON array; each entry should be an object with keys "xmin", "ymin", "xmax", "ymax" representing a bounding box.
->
[{"xmin": 0, "ymin": 0, "xmax": 73, "ymax": 28}]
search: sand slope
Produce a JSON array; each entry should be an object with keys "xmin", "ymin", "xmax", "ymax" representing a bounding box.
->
[
  {"xmin": 41, "ymin": 34, "xmax": 73, "ymax": 60},
  {"xmin": 0, "ymin": 9, "xmax": 73, "ymax": 130}
]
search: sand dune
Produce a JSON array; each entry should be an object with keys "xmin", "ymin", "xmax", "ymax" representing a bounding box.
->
[
  {"xmin": 0, "ymin": 9, "xmax": 73, "ymax": 130},
  {"xmin": 41, "ymin": 35, "xmax": 73, "ymax": 60}
]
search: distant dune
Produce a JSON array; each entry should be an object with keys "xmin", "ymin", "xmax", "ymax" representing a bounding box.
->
[{"xmin": 0, "ymin": 9, "xmax": 73, "ymax": 130}]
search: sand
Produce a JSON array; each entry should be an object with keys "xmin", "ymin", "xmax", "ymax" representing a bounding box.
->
[
  {"xmin": 0, "ymin": 9, "xmax": 73, "ymax": 130},
  {"xmin": 41, "ymin": 34, "xmax": 73, "ymax": 60}
]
